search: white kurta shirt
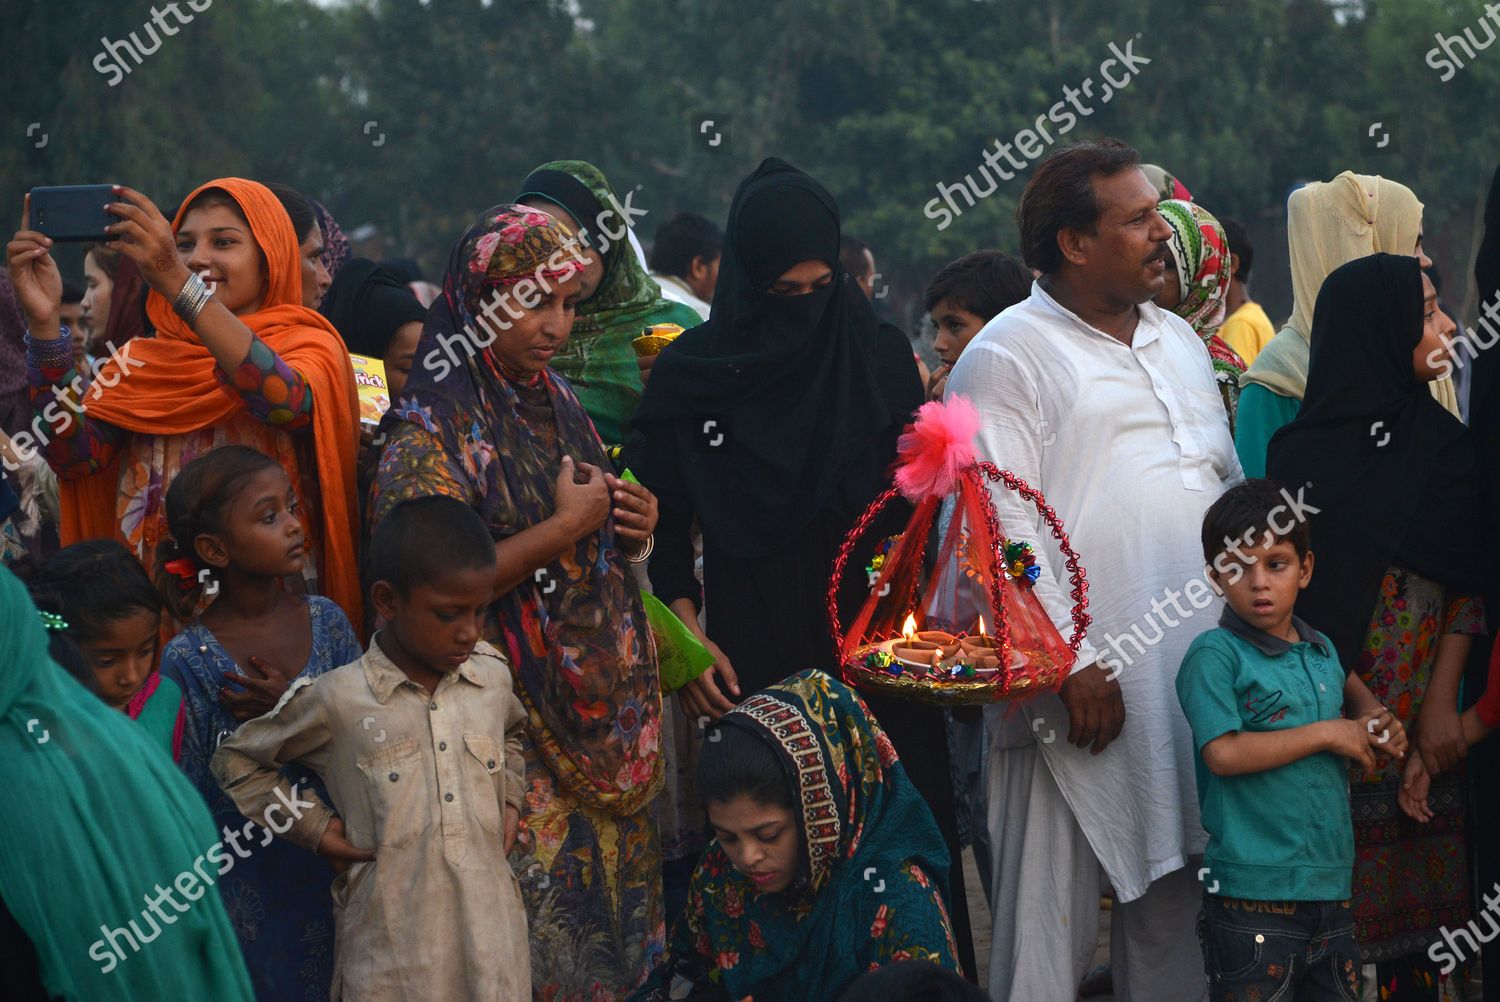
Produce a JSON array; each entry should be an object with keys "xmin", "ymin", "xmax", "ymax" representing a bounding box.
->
[
  {"xmin": 650, "ymin": 272, "xmax": 712, "ymax": 321},
  {"xmin": 948, "ymin": 282, "xmax": 1243, "ymax": 902}
]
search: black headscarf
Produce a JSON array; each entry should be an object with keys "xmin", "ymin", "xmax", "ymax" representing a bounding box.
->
[
  {"xmin": 318, "ymin": 257, "xmax": 428, "ymax": 358},
  {"xmin": 1267, "ymin": 253, "xmax": 1483, "ymax": 669},
  {"xmin": 625, "ymin": 158, "xmax": 894, "ymax": 560},
  {"xmin": 515, "ymin": 168, "xmax": 605, "ymax": 240}
]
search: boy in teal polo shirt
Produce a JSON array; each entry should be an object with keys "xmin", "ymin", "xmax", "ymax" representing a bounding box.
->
[{"xmin": 1177, "ymin": 479, "xmax": 1408, "ymax": 1001}]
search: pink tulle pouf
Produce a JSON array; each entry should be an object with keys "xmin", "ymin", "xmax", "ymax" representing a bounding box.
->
[{"xmin": 894, "ymin": 396, "xmax": 980, "ymax": 503}]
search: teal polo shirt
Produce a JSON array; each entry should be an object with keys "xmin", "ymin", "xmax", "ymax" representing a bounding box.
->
[{"xmin": 1176, "ymin": 607, "xmax": 1352, "ymax": 901}]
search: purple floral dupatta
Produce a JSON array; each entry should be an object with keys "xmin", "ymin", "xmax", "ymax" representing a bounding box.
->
[{"xmin": 381, "ymin": 205, "xmax": 663, "ymax": 815}]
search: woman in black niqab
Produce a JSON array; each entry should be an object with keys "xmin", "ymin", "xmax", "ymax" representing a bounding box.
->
[
  {"xmin": 1267, "ymin": 253, "xmax": 1482, "ymax": 669},
  {"xmin": 627, "ymin": 158, "xmax": 979, "ymax": 979}
]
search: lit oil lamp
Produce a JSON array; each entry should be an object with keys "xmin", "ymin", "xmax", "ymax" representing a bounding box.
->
[
  {"xmin": 889, "ymin": 613, "xmax": 941, "ymax": 673},
  {"xmin": 960, "ymin": 615, "xmax": 1001, "ymax": 671}
]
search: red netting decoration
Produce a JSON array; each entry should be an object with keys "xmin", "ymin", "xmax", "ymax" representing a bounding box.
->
[{"xmin": 829, "ymin": 396, "xmax": 1090, "ymax": 706}]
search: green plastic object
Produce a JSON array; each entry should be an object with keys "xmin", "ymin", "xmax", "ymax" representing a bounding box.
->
[{"xmin": 641, "ymin": 590, "xmax": 715, "ymax": 693}]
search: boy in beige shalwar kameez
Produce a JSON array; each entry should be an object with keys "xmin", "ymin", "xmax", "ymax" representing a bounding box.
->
[{"xmin": 213, "ymin": 497, "xmax": 530, "ymax": 1001}]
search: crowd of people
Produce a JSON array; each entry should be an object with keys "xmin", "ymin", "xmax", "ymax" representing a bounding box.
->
[{"xmin": 1, "ymin": 139, "xmax": 1499, "ymax": 1002}]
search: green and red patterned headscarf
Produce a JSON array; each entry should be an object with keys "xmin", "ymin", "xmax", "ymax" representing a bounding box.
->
[
  {"xmin": 1159, "ymin": 198, "xmax": 1245, "ymax": 381},
  {"xmin": 516, "ymin": 160, "xmax": 702, "ymax": 445}
]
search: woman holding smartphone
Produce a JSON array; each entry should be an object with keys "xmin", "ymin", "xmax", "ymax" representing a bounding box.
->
[{"xmin": 6, "ymin": 180, "xmax": 363, "ymax": 625}]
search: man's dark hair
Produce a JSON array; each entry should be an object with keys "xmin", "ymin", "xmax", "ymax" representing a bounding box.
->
[
  {"xmin": 61, "ymin": 281, "xmax": 84, "ymax": 305},
  {"xmin": 1016, "ymin": 139, "xmax": 1142, "ymax": 275},
  {"xmin": 1219, "ymin": 216, "xmax": 1254, "ymax": 282},
  {"xmin": 835, "ymin": 960, "xmax": 991, "ymax": 1002},
  {"xmin": 923, "ymin": 250, "xmax": 1033, "ymax": 320},
  {"xmin": 648, "ymin": 211, "xmax": 723, "ymax": 279},
  {"xmin": 368, "ymin": 495, "xmax": 497, "ymax": 595},
  {"xmin": 1201, "ymin": 478, "xmax": 1311, "ymax": 563},
  {"xmin": 840, "ymin": 234, "xmax": 874, "ymax": 282}
]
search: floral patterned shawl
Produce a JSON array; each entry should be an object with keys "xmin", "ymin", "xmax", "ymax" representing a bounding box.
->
[
  {"xmin": 632, "ymin": 670, "xmax": 958, "ymax": 1002},
  {"xmin": 378, "ymin": 205, "xmax": 663, "ymax": 815}
]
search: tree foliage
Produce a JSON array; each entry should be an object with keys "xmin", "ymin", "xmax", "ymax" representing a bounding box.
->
[{"xmin": 4, "ymin": 0, "xmax": 1497, "ymax": 327}]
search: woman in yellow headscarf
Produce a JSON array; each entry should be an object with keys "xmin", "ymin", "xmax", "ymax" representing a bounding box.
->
[{"xmin": 1234, "ymin": 171, "xmax": 1457, "ymax": 476}]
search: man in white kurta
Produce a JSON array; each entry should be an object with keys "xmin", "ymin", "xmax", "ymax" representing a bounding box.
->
[{"xmin": 948, "ymin": 145, "xmax": 1241, "ymax": 1002}]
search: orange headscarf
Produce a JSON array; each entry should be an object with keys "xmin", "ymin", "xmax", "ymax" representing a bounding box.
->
[{"xmin": 58, "ymin": 178, "xmax": 363, "ymax": 624}]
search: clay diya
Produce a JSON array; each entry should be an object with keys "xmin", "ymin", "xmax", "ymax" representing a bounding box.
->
[
  {"xmin": 885, "ymin": 614, "xmax": 944, "ymax": 673},
  {"xmin": 959, "ymin": 615, "xmax": 999, "ymax": 659},
  {"xmin": 916, "ymin": 630, "xmax": 961, "ymax": 659}
]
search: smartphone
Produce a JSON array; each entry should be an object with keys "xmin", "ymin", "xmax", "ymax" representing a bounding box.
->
[{"xmin": 28, "ymin": 185, "xmax": 118, "ymax": 243}]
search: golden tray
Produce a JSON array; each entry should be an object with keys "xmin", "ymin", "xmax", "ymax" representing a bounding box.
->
[
  {"xmin": 842, "ymin": 641, "xmax": 1062, "ymax": 706},
  {"xmin": 631, "ymin": 323, "xmax": 686, "ymax": 358}
]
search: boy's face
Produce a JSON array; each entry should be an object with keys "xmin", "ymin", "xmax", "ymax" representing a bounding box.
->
[
  {"xmin": 373, "ymin": 565, "xmax": 495, "ymax": 676},
  {"xmin": 929, "ymin": 297, "xmax": 989, "ymax": 367},
  {"xmin": 1211, "ymin": 533, "xmax": 1313, "ymax": 638}
]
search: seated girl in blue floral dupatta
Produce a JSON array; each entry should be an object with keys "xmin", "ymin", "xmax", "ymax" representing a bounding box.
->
[{"xmin": 631, "ymin": 669, "xmax": 959, "ymax": 1002}]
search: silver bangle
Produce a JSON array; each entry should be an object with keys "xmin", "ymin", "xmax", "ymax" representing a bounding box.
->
[
  {"xmin": 626, "ymin": 534, "xmax": 654, "ymax": 563},
  {"xmin": 172, "ymin": 272, "xmax": 213, "ymax": 325}
]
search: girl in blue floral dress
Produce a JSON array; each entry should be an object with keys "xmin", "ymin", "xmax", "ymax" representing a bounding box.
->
[{"xmin": 157, "ymin": 445, "xmax": 362, "ymax": 1001}]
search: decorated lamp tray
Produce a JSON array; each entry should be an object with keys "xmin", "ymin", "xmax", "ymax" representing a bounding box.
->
[
  {"xmin": 842, "ymin": 635, "xmax": 1064, "ymax": 707},
  {"xmin": 828, "ymin": 396, "xmax": 1088, "ymax": 708}
]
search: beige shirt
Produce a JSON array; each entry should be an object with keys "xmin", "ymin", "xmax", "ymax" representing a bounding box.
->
[{"xmin": 212, "ymin": 637, "xmax": 529, "ymax": 1001}]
